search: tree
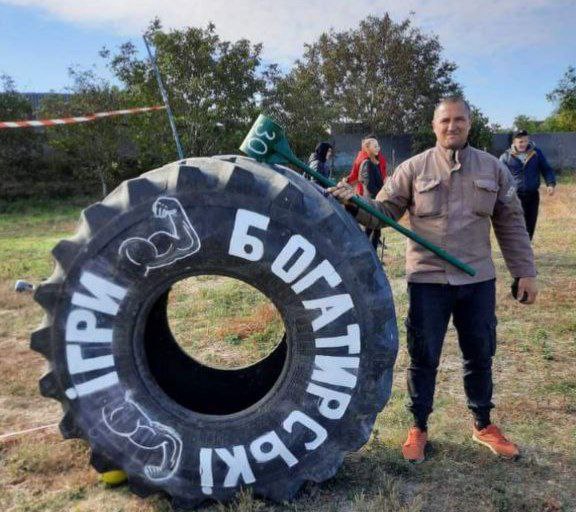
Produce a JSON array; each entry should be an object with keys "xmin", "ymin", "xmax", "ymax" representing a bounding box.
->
[
  {"xmin": 547, "ymin": 66, "xmax": 576, "ymax": 112},
  {"xmin": 545, "ymin": 66, "xmax": 576, "ymax": 131},
  {"xmin": 544, "ymin": 109, "xmax": 576, "ymax": 132},
  {"xmin": 262, "ymin": 64, "xmax": 336, "ymax": 159},
  {"xmin": 282, "ymin": 14, "xmax": 460, "ymax": 136},
  {"xmin": 513, "ymin": 115, "xmax": 545, "ymax": 133},
  {"xmin": 104, "ymin": 20, "xmax": 268, "ymax": 159},
  {"xmin": 0, "ymin": 74, "xmax": 44, "ymax": 199},
  {"xmin": 40, "ymin": 68, "xmax": 138, "ymax": 196},
  {"xmin": 466, "ymin": 106, "xmax": 493, "ymax": 150},
  {"xmin": 514, "ymin": 66, "xmax": 576, "ymax": 133}
]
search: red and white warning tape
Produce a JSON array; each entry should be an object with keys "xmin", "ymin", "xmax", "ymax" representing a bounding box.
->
[{"xmin": 0, "ymin": 105, "xmax": 166, "ymax": 129}]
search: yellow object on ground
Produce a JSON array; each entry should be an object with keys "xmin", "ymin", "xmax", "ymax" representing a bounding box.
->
[{"xmin": 100, "ymin": 469, "xmax": 128, "ymax": 485}]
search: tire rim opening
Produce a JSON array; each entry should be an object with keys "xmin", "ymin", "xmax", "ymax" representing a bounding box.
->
[
  {"xmin": 168, "ymin": 276, "xmax": 284, "ymax": 369},
  {"xmin": 143, "ymin": 275, "xmax": 288, "ymax": 416}
]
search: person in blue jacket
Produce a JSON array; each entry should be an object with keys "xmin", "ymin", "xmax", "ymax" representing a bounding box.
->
[{"xmin": 499, "ymin": 130, "xmax": 556, "ymax": 240}]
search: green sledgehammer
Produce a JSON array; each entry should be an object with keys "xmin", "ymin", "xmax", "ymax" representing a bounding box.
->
[{"xmin": 240, "ymin": 114, "xmax": 476, "ymax": 277}]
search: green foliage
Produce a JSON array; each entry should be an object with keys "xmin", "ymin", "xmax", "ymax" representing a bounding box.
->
[
  {"xmin": 264, "ymin": 14, "xmax": 462, "ymax": 158},
  {"xmin": 468, "ymin": 105, "xmax": 493, "ymax": 150},
  {"xmin": 282, "ymin": 14, "xmax": 460, "ymax": 137},
  {"xmin": 0, "ymin": 74, "xmax": 45, "ymax": 198},
  {"xmin": 39, "ymin": 68, "xmax": 139, "ymax": 196},
  {"xmin": 262, "ymin": 63, "xmax": 335, "ymax": 159},
  {"xmin": 515, "ymin": 66, "xmax": 576, "ymax": 133},
  {"xmin": 547, "ymin": 65, "xmax": 576, "ymax": 112},
  {"xmin": 104, "ymin": 19, "xmax": 268, "ymax": 159},
  {"xmin": 513, "ymin": 114, "xmax": 545, "ymax": 132},
  {"xmin": 546, "ymin": 108, "xmax": 576, "ymax": 131}
]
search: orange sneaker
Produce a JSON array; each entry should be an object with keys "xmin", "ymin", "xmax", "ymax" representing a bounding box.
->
[
  {"xmin": 472, "ymin": 424, "xmax": 520, "ymax": 459},
  {"xmin": 402, "ymin": 427, "xmax": 427, "ymax": 463}
]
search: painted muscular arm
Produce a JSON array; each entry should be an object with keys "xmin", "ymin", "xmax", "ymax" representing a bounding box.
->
[
  {"xmin": 144, "ymin": 198, "xmax": 201, "ymax": 271},
  {"xmin": 102, "ymin": 401, "xmax": 182, "ymax": 480},
  {"xmin": 149, "ymin": 198, "xmax": 198, "ymax": 251}
]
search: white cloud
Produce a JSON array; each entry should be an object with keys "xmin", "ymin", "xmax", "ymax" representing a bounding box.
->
[{"xmin": 2, "ymin": 0, "xmax": 574, "ymax": 66}]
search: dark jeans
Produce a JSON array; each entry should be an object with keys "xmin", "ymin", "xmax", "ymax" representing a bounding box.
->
[
  {"xmin": 406, "ymin": 279, "xmax": 497, "ymax": 426},
  {"xmin": 365, "ymin": 227, "xmax": 381, "ymax": 249},
  {"xmin": 517, "ymin": 190, "xmax": 540, "ymax": 240}
]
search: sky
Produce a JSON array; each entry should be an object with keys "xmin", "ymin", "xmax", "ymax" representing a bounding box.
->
[{"xmin": 0, "ymin": 0, "xmax": 575, "ymax": 127}]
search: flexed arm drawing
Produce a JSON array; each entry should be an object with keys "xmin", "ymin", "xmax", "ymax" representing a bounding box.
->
[
  {"xmin": 119, "ymin": 197, "xmax": 201, "ymax": 275},
  {"xmin": 102, "ymin": 394, "xmax": 183, "ymax": 481}
]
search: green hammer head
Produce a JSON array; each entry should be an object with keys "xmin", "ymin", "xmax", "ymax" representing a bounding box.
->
[{"xmin": 239, "ymin": 114, "xmax": 295, "ymax": 164}]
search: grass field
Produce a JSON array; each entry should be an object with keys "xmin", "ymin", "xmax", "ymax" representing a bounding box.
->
[{"xmin": 0, "ymin": 178, "xmax": 575, "ymax": 512}]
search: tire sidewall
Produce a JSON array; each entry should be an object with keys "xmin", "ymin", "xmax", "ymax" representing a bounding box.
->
[{"xmin": 50, "ymin": 158, "xmax": 397, "ymax": 500}]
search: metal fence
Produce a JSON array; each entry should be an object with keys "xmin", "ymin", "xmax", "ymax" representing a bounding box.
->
[{"xmin": 331, "ymin": 130, "xmax": 576, "ymax": 173}]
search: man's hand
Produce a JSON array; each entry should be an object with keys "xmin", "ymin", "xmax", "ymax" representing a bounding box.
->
[
  {"xmin": 546, "ymin": 185, "xmax": 555, "ymax": 196},
  {"xmin": 517, "ymin": 276, "xmax": 537, "ymax": 305},
  {"xmin": 327, "ymin": 180, "xmax": 356, "ymax": 205}
]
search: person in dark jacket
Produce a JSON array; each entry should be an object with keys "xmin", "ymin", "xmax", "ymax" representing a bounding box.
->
[
  {"xmin": 307, "ymin": 142, "xmax": 333, "ymax": 183},
  {"xmin": 357, "ymin": 135, "xmax": 386, "ymax": 249},
  {"xmin": 499, "ymin": 130, "xmax": 556, "ymax": 240}
]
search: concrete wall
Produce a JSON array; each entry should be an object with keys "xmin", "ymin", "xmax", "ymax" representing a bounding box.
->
[{"xmin": 332, "ymin": 128, "xmax": 576, "ymax": 175}]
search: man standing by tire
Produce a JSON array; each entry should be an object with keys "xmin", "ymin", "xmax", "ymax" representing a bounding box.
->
[
  {"xmin": 499, "ymin": 130, "xmax": 556, "ymax": 240},
  {"xmin": 329, "ymin": 96, "xmax": 537, "ymax": 463}
]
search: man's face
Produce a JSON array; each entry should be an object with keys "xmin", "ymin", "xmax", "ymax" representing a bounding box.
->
[
  {"xmin": 514, "ymin": 136, "xmax": 530, "ymax": 152},
  {"xmin": 364, "ymin": 139, "xmax": 380, "ymax": 157},
  {"xmin": 432, "ymin": 102, "xmax": 471, "ymax": 150}
]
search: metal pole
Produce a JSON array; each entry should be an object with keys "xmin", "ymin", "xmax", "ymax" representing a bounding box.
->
[{"xmin": 143, "ymin": 35, "xmax": 184, "ymax": 160}]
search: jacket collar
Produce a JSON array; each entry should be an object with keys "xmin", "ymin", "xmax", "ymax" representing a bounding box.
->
[{"xmin": 435, "ymin": 142, "xmax": 470, "ymax": 171}]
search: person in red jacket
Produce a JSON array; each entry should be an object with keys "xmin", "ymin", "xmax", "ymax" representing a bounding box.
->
[{"xmin": 347, "ymin": 135, "xmax": 387, "ymax": 248}]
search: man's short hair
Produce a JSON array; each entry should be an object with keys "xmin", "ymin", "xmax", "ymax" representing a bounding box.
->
[
  {"xmin": 362, "ymin": 133, "xmax": 378, "ymax": 142},
  {"xmin": 434, "ymin": 96, "xmax": 471, "ymax": 119},
  {"xmin": 513, "ymin": 130, "xmax": 529, "ymax": 139}
]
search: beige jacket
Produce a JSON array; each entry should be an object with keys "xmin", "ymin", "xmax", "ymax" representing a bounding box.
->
[{"xmin": 355, "ymin": 143, "xmax": 537, "ymax": 284}]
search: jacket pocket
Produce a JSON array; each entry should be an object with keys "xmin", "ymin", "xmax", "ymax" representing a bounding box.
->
[
  {"xmin": 473, "ymin": 179, "xmax": 499, "ymax": 216},
  {"xmin": 414, "ymin": 177, "xmax": 442, "ymax": 217}
]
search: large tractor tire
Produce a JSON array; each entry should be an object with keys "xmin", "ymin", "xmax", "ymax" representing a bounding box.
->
[{"xmin": 31, "ymin": 156, "xmax": 398, "ymax": 509}]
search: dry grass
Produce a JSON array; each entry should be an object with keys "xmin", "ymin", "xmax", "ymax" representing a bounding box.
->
[
  {"xmin": 0, "ymin": 180, "xmax": 575, "ymax": 511},
  {"xmin": 167, "ymin": 277, "xmax": 284, "ymax": 368}
]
